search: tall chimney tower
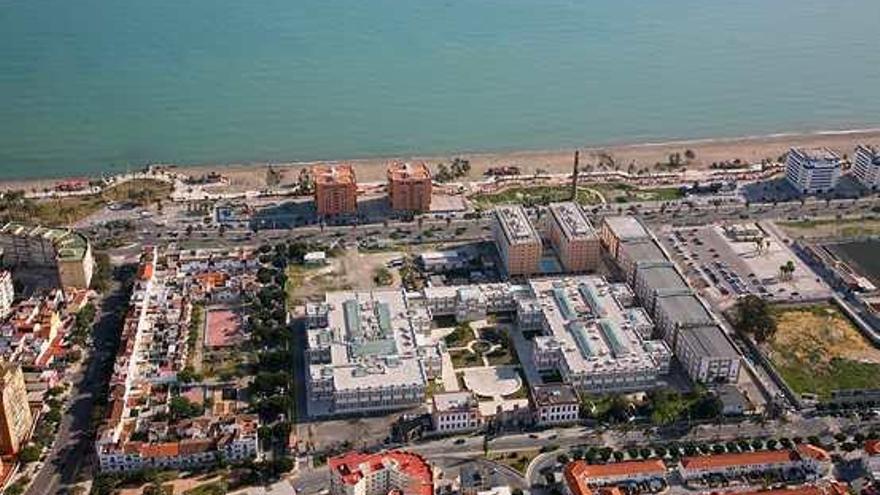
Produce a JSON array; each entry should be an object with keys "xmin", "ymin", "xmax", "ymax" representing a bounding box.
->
[{"xmin": 571, "ymin": 150, "xmax": 580, "ymax": 200}]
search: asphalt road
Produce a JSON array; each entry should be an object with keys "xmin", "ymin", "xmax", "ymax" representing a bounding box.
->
[
  {"xmin": 121, "ymin": 195, "xmax": 880, "ymax": 251},
  {"xmin": 26, "ymin": 279, "xmax": 129, "ymax": 495}
]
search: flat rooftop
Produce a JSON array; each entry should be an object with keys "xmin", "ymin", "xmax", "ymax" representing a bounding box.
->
[
  {"xmin": 532, "ymin": 384, "xmax": 579, "ymax": 406},
  {"xmin": 495, "ymin": 205, "xmax": 541, "ymax": 245},
  {"xmin": 549, "ymin": 202, "xmax": 596, "ymax": 241},
  {"xmin": 387, "ymin": 161, "xmax": 431, "ymax": 181},
  {"xmin": 637, "ymin": 263, "xmax": 689, "ymax": 293},
  {"xmin": 432, "ymin": 391, "xmax": 477, "ymax": 412},
  {"xmin": 678, "ymin": 325, "xmax": 739, "ymax": 359},
  {"xmin": 529, "ymin": 276, "xmax": 670, "ymax": 376},
  {"xmin": 619, "ymin": 239, "xmax": 667, "ymax": 265},
  {"xmin": 654, "ymin": 293, "xmax": 712, "ymax": 325},
  {"xmin": 309, "ymin": 289, "xmax": 428, "ymax": 391},
  {"xmin": 790, "ymin": 147, "xmax": 840, "ymax": 163},
  {"xmin": 1, "ymin": 222, "xmax": 90, "ymax": 261},
  {"xmin": 602, "ymin": 216, "xmax": 649, "ymax": 241},
  {"xmin": 313, "ymin": 164, "xmax": 356, "ymax": 186}
]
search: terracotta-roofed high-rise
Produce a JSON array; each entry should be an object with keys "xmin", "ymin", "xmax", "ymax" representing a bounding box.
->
[
  {"xmin": 313, "ymin": 164, "xmax": 358, "ymax": 216},
  {"xmin": 0, "ymin": 362, "xmax": 33, "ymax": 455},
  {"xmin": 387, "ymin": 162, "xmax": 432, "ymax": 212}
]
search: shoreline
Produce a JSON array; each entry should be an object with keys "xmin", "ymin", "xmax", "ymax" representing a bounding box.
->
[{"xmin": 3, "ymin": 127, "xmax": 880, "ymax": 193}]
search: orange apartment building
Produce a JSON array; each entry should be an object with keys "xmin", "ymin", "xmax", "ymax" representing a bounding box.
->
[
  {"xmin": 546, "ymin": 202, "xmax": 600, "ymax": 273},
  {"xmin": 387, "ymin": 162, "xmax": 432, "ymax": 212},
  {"xmin": 492, "ymin": 205, "xmax": 542, "ymax": 276},
  {"xmin": 313, "ymin": 164, "xmax": 358, "ymax": 217}
]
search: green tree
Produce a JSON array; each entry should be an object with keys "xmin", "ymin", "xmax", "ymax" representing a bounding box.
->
[
  {"xmin": 19, "ymin": 444, "xmax": 42, "ymax": 463},
  {"xmin": 732, "ymin": 295, "xmax": 777, "ymax": 343},
  {"xmin": 168, "ymin": 396, "xmax": 203, "ymax": 422}
]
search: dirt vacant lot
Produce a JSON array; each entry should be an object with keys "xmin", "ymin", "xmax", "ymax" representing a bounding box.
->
[{"xmin": 767, "ymin": 304, "xmax": 880, "ymax": 398}]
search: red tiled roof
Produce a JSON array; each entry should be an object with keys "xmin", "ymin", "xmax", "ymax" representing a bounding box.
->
[
  {"xmin": 564, "ymin": 462, "xmax": 593, "ymax": 495},
  {"xmin": 313, "ymin": 164, "xmax": 357, "ymax": 186},
  {"xmin": 328, "ymin": 450, "xmax": 432, "ymax": 495},
  {"xmin": 721, "ymin": 482, "xmax": 849, "ymax": 495},
  {"xmin": 387, "ymin": 162, "xmax": 432, "ymax": 181},
  {"xmin": 579, "ymin": 459, "xmax": 666, "ymax": 479},
  {"xmin": 796, "ymin": 444, "xmax": 830, "ymax": 462},
  {"xmin": 865, "ymin": 439, "xmax": 880, "ymax": 456},
  {"xmin": 681, "ymin": 450, "xmax": 796, "ymax": 471},
  {"xmin": 179, "ymin": 439, "xmax": 214, "ymax": 455},
  {"xmin": 138, "ymin": 263, "xmax": 154, "ymax": 281},
  {"xmin": 564, "ymin": 460, "xmax": 666, "ymax": 495},
  {"xmin": 140, "ymin": 442, "xmax": 179, "ymax": 458}
]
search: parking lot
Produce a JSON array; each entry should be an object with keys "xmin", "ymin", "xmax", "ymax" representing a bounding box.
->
[{"xmin": 659, "ymin": 222, "xmax": 830, "ymax": 308}]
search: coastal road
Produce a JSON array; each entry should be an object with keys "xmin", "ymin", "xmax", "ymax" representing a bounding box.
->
[
  {"xmin": 124, "ymin": 194, "xmax": 880, "ymax": 252},
  {"xmin": 26, "ymin": 279, "xmax": 129, "ymax": 495}
]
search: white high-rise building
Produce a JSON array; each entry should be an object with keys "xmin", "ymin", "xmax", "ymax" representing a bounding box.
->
[
  {"xmin": 853, "ymin": 145, "xmax": 880, "ymax": 190},
  {"xmin": 0, "ymin": 271, "xmax": 13, "ymax": 319},
  {"xmin": 785, "ymin": 147, "xmax": 842, "ymax": 194}
]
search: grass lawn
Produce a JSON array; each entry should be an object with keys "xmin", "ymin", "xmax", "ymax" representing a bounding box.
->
[
  {"xmin": 595, "ymin": 183, "xmax": 684, "ymax": 203},
  {"xmin": 485, "ymin": 346, "xmax": 518, "ymax": 366},
  {"xmin": 471, "ymin": 185, "xmax": 602, "ymax": 208},
  {"xmin": 184, "ymin": 481, "xmax": 228, "ymax": 495},
  {"xmin": 488, "ymin": 449, "xmax": 541, "ymax": 474},
  {"xmin": 444, "ymin": 323, "xmax": 476, "ymax": 348},
  {"xmin": 767, "ymin": 304, "xmax": 880, "ymax": 399},
  {"xmin": 449, "ymin": 349, "xmax": 482, "ymax": 369},
  {"xmin": 23, "ymin": 178, "xmax": 173, "ymax": 225},
  {"xmin": 778, "ymin": 216, "xmax": 880, "ymax": 239},
  {"xmin": 470, "ymin": 183, "xmax": 683, "ymax": 209},
  {"xmin": 284, "ymin": 265, "xmax": 307, "ymax": 305},
  {"xmin": 772, "ymin": 357, "xmax": 880, "ymax": 399}
]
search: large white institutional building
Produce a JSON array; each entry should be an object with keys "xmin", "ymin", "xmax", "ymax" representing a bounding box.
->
[{"xmin": 784, "ymin": 147, "xmax": 842, "ymax": 194}]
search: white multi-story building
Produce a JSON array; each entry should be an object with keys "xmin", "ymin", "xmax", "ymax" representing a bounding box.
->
[
  {"xmin": 0, "ymin": 222, "xmax": 95, "ymax": 289},
  {"xmin": 531, "ymin": 384, "xmax": 580, "ymax": 426},
  {"xmin": 305, "ymin": 289, "xmax": 435, "ymax": 416},
  {"xmin": 674, "ymin": 325, "xmax": 741, "ymax": 383},
  {"xmin": 98, "ymin": 416, "xmax": 260, "ymax": 472},
  {"xmin": 652, "ymin": 293, "xmax": 713, "ymax": 340},
  {"xmin": 0, "ymin": 271, "xmax": 13, "ymax": 319},
  {"xmin": 632, "ymin": 262, "xmax": 691, "ymax": 315},
  {"xmin": 785, "ymin": 147, "xmax": 842, "ymax": 194},
  {"xmin": 519, "ymin": 276, "xmax": 671, "ymax": 394},
  {"xmin": 853, "ymin": 145, "xmax": 880, "ymax": 190},
  {"xmin": 431, "ymin": 391, "xmax": 483, "ymax": 433},
  {"xmin": 329, "ymin": 450, "xmax": 433, "ymax": 495},
  {"xmin": 679, "ymin": 444, "xmax": 830, "ymax": 481},
  {"xmin": 617, "ymin": 240, "xmax": 668, "ymax": 285},
  {"xmin": 564, "ymin": 459, "xmax": 668, "ymax": 495}
]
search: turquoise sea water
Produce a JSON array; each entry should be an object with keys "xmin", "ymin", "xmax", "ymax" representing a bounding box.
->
[{"xmin": 2, "ymin": 0, "xmax": 880, "ymax": 179}]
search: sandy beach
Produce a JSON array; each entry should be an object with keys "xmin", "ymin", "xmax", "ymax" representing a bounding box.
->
[{"xmin": 4, "ymin": 128, "xmax": 880, "ymax": 193}]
